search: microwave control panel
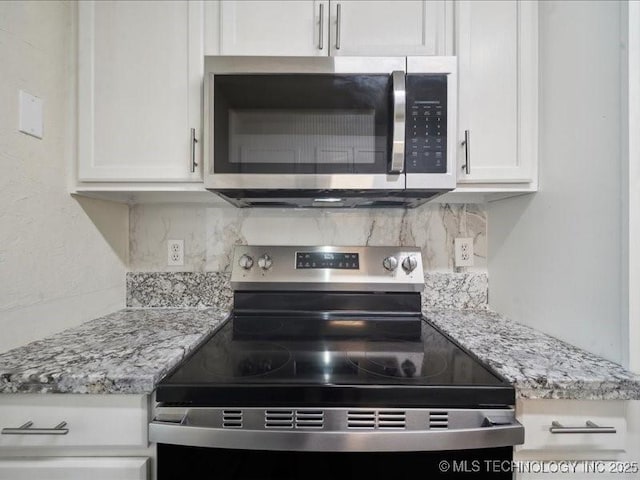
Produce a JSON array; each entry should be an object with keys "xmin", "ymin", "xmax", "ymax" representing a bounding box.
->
[{"xmin": 405, "ymin": 75, "xmax": 447, "ymax": 173}]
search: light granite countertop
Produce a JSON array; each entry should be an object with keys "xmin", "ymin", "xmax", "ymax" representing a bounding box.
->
[
  {"xmin": 1, "ymin": 307, "xmax": 639, "ymax": 400},
  {"xmin": 0, "ymin": 308, "xmax": 228, "ymax": 394},
  {"xmin": 425, "ymin": 309, "xmax": 640, "ymax": 400}
]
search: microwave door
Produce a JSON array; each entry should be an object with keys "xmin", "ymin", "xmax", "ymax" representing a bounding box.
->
[{"xmin": 207, "ymin": 71, "xmax": 405, "ymax": 191}]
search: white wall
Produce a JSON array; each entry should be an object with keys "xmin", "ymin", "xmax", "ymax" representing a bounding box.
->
[
  {"xmin": 0, "ymin": 1, "xmax": 129, "ymax": 353},
  {"xmin": 488, "ymin": 1, "xmax": 626, "ymax": 364}
]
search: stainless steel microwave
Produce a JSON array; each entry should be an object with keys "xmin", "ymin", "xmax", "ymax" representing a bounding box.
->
[{"xmin": 204, "ymin": 56, "xmax": 457, "ymax": 208}]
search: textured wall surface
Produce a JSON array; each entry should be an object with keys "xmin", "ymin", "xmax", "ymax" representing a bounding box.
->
[
  {"xmin": 488, "ymin": 1, "xmax": 626, "ymax": 364},
  {"xmin": 129, "ymin": 203, "xmax": 487, "ymax": 273},
  {"xmin": 0, "ymin": 2, "xmax": 128, "ymax": 353}
]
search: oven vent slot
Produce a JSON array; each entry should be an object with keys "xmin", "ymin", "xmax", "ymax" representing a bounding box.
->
[
  {"xmin": 295, "ymin": 410, "xmax": 324, "ymax": 429},
  {"xmin": 378, "ymin": 410, "xmax": 406, "ymax": 429},
  {"xmin": 265, "ymin": 410, "xmax": 294, "ymax": 429},
  {"xmin": 347, "ymin": 410, "xmax": 376, "ymax": 429},
  {"xmin": 429, "ymin": 411, "xmax": 449, "ymax": 429},
  {"xmin": 222, "ymin": 410, "xmax": 243, "ymax": 429}
]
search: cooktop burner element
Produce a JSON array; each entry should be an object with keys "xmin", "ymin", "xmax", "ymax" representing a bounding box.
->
[{"xmin": 152, "ymin": 246, "xmax": 522, "ymax": 455}]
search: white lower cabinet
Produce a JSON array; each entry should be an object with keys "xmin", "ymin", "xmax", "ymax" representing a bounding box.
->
[
  {"xmin": 0, "ymin": 395, "xmax": 151, "ymax": 480},
  {"xmin": 514, "ymin": 400, "xmax": 638, "ymax": 480},
  {"xmin": 0, "ymin": 457, "xmax": 148, "ymax": 480}
]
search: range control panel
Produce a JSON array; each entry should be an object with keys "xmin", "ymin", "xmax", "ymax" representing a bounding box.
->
[
  {"xmin": 405, "ymin": 74, "xmax": 447, "ymax": 174},
  {"xmin": 296, "ymin": 252, "xmax": 359, "ymax": 270},
  {"xmin": 231, "ymin": 246, "xmax": 425, "ymax": 293}
]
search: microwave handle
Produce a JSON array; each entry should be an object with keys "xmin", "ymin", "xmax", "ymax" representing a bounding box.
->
[{"xmin": 390, "ymin": 71, "xmax": 406, "ymax": 174}]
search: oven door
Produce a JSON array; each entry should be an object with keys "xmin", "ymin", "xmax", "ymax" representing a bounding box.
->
[
  {"xmin": 158, "ymin": 445, "xmax": 514, "ymax": 479},
  {"xmin": 204, "ymin": 57, "xmax": 406, "ymax": 191},
  {"xmin": 152, "ymin": 406, "xmax": 523, "ymax": 479}
]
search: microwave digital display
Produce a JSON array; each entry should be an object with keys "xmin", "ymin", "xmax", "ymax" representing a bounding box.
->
[{"xmin": 296, "ymin": 252, "xmax": 359, "ymax": 269}]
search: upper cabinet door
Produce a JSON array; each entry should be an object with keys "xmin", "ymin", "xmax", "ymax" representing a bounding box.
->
[
  {"xmin": 78, "ymin": 1, "xmax": 203, "ymax": 182},
  {"xmin": 217, "ymin": 1, "xmax": 329, "ymax": 56},
  {"xmin": 456, "ymin": 0, "xmax": 538, "ymax": 184},
  {"xmin": 329, "ymin": 1, "xmax": 452, "ymax": 56}
]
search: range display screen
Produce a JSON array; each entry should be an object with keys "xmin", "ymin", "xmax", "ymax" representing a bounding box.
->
[{"xmin": 296, "ymin": 252, "xmax": 359, "ymax": 269}]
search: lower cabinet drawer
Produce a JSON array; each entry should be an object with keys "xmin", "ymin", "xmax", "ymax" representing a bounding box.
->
[
  {"xmin": 0, "ymin": 457, "xmax": 148, "ymax": 480},
  {"xmin": 516, "ymin": 400, "xmax": 627, "ymax": 455},
  {"xmin": 0, "ymin": 394, "xmax": 148, "ymax": 449},
  {"xmin": 514, "ymin": 460, "xmax": 638, "ymax": 479}
]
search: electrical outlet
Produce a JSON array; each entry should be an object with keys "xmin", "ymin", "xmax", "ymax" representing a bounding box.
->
[
  {"xmin": 167, "ymin": 240, "xmax": 184, "ymax": 266},
  {"xmin": 454, "ymin": 238, "xmax": 474, "ymax": 267}
]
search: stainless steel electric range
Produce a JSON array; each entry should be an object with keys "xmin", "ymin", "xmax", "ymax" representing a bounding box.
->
[{"xmin": 150, "ymin": 246, "xmax": 524, "ymax": 479}]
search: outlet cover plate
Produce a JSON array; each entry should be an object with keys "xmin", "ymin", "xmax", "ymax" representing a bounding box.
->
[
  {"xmin": 167, "ymin": 239, "xmax": 184, "ymax": 266},
  {"xmin": 454, "ymin": 238, "xmax": 474, "ymax": 267},
  {"xmin": 18, "ymin": 90, "xmax": 43, "ymax": 139}
]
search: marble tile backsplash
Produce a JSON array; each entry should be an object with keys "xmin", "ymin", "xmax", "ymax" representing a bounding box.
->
[
  {"xmin": 126, "ymin": 271, "xmax": 488, "ymax": 310},
  {"xmin": 129, "ymin": 204, "xmax": 487, "ymax": 273}
]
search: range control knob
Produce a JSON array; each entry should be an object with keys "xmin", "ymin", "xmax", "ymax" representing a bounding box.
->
[
  {"xmin": 238, "ymin": 254, "xmax": 254, "ymax": 270},
  {"xmin": 382, "ymin": 256, "xmax": 398, "ymax": 272},
  {"xmin": 257, "ymin": 254, "xmax": 273, "ymax": 270},
  {"xmin": 402, "ymin": 256, "xmax": 418, "ymax": 273}
]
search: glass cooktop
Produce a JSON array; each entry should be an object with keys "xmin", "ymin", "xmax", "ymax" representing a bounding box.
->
[{"xmin": 157, "ymin": 315, "xmax": 514, "ymax": 408}]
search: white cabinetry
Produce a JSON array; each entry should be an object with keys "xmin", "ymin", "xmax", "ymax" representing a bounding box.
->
[
  {"xmin": 328, "ymin": 1, "xmax": 451, "ymax": 56},
  {"xmin": 0, "ymin": 458, "xmax": 148, "ymax": 480},
  {"xmin": 209, "ymin": 0, "xmax": 452, "ymax": 57},
  {"xmin": 0, "ymin": 395, "xmax": 150, "ymax": 480},
  {"xmin": 514, "ymin": 400, "xmax": 637, "ymax": 480},
  {"xmin": 218, "ymin": 1, "xmax": 329, "ymax": 56},
  {"xmin": 454, "ymin": 0, "xmax": 538, "ymax": 189},
  {"xmin": 77, "ymin": 1, "xmax": 203, "ymax": 182}
]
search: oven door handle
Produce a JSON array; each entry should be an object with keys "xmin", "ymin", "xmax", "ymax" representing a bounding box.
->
[
  {"xmin": 389, "ymin": 71, "xmax": 406, "ymax": 174},
  {"xmin": 149, "ymin": 418, "xmax": 524, "ymax": 452}
]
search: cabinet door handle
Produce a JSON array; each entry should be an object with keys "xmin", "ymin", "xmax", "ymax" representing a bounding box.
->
[
  {"xmin": 190, "ymin": 127, "xmax": 198, "ymax": 173},
  {"xmin": 318, "ymin": 3, "xmax": 324, "ymax": 50},
  {"xmin": 549, "ymin": 420, "xmax": 616, "ymax": 434},
  {"xmin": 461, "ymin": 129, "xmax": 470, "ymax": 175},
  {"xmin": 335, "ymin": 3, "xmax": 341, "ymax": 50},
  {"xmin": 2, "ymin": 421, "xmax": 69, "ymax": 435}
]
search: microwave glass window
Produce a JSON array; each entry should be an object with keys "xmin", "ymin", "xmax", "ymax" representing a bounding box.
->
[
  {"xmin": 229, "ymin": 110, "xmax": 380, "ymax": 165},
  {"xmin": 214, "ymin": 75, "xmax": 391, "ymax": 174}
]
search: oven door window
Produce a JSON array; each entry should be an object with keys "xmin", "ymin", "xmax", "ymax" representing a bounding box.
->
[{"xmin": 213, "ymin": 74, "xmax": 392, "ymax": 174}]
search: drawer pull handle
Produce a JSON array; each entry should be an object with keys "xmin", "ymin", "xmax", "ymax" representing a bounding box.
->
[
  {"xmin": 549, "ymin": 420, "xmax": 616, "ymax": 434},
  {"xmin": 2, "ymin": 421, "xmax": 69, "ymax": 435}
]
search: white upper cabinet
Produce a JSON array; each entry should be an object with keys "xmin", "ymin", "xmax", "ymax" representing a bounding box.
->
[
  {"xmin": 218, "ymin": 1, "xmax": 329, "ymax": 56},
  {"xmin": 455, "ymin": 0, "xmax": 538, "ymax": 185},
  {"xmin": 78, "ymin": 1, "xmax": 203, "ymax": 182},
  {"xmin": 211, "ymin": 1, "xmax": 452, "ymax": 57},
  {"xmin": 329, "ymin": 1, "xmax": 451, "ymax": 56}
]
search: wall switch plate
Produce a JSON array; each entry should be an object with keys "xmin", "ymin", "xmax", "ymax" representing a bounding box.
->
[
  {"xmin": 18, "ymin": 90, "xmax": 43, "ymax": 139},
  {"xmin": 167, "ymin": 240, "xmax": 184, "ymax": 266},
  {"xmin": 454, "ymin": 238, "xmax": 474, "ymax": 267}
]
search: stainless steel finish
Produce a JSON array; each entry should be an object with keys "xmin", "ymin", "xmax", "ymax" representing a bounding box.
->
[
  {"xmin": 203, "ymin": 55, "xmax": 458, "ymax": 201},
  {"xmin": 190, "ymin": 128, "xmax": 198, "ymax": 173},
  {"xmin": 401, "ymin": 255, "xmax": 418, "ymax": 273},
  {"xmin": 208, "ymin": 173, "xmax": 405, "ymax": 191},
  {"xmin": 462, "ymin": 129, "xmax": 470, "ymax": 175},
  {"xmin": 549, "ymin": 421, "xmax": 617, "ymax": 434},
  {"xmin": 238, "ymin": 254, "xmax": 254, "ymax": 270},
  {"xmin": 150, "ymin": 407, "xmax": 524, "ymax": 452},
  {"xmin": 257, "ymin": 254, "xmax": 273, "ymax": 271},
  {"xmin": 390, "ymin": 71, "xmax": 406, "ymax": 174},
  {"xmin": 405, "ymin": 57, "xmax": 458, "ymax": 190},
  {"xmin": 382, "ymin": 256, "xmax": 398, "ymax": 272},
  {"xmin": 230, "ymin": 246, "xmax": 424, "ymax": 292},
  {"xmin": 318, "ymin": 3, "xmax": 324, "ymax": 50},
  {"xmin": 335, "ymin": 3, "xmax": 341, "ymax": 50},
  {"xmin": 2, "ymin": 421, "xmax": 69, "ymax": 436}
]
